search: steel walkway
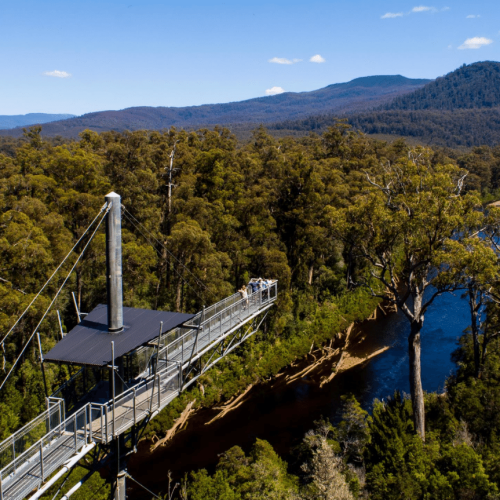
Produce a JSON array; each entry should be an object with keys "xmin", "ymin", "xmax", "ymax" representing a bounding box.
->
[{"xmin": 0, "ymin": 282, "xmax": 277, "ymax": 500}]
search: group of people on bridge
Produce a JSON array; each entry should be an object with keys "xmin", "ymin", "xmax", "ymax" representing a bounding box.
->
[{"xmin": 238, "ymin": 278, "xmax": 271, "ymax": 309}]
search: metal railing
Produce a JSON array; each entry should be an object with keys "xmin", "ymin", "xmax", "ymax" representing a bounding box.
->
[
  {"xmin": 0, "ymin": 280, "xmax": 277, "ymax": 500},
  {"xmin": 0, "ymin": 399, "xmax": 64, "ymax": 471},
  {"xmin": 0, "ymin": 404, "xmax": 90, "ymax": 500},
  {"xmin": 166, "ymin": 281, "xmax": 277, "ymax": 367}
]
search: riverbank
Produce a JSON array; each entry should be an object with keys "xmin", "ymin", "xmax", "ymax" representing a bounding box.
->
[
  {"xmin": 147, "ymin": 313, "xmax": 393, "ymax": 450},
  {"xmin": 127, "ymin": 304, "xmax": 396, "ymax": 497}
]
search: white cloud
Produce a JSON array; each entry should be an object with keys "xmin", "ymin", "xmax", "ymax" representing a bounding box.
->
[
  {"xmin": 381, "ymin": 12, "xmax": 403, "ymax": 18},
  {"xmin": 268, "ymin": 57, "xmax": 301, "ymax": 65},
  {"xmin": 265, "ymin": 86, "xmax": 285, "ymax": 96},
  {"xmin": 458, "ymin": 36, "xmax": 493, "ymax": 49},
  {"xmin": 43, "ymin": 70, "xmax": 71, "ymax": 78},
  {"xmin": 310, "ymin": 54, "xmax": 325, "ymax": 63},
  {"xmin": 412, "ymin": 6, "xmax": 436, "ymax": 12},
  {"xmin": 448, "ymin": 44, "xmax": 453, "ymax": 49},
  {"xmin": 466, "ymin": 14, "xmax": 480, "ymax": 18},
  {"xmin": 382, "ymin": 6, "xmax": 446, "ymax": 18}
]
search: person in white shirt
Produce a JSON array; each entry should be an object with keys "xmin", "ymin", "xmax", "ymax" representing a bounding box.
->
[{"xmin": 239, "ymin": 285, "xmax": 249, "ymax": 309}]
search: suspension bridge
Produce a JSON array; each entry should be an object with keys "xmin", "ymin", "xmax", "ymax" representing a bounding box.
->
[{"xmin": 0, "ymin": 192, "xmax": 277, "ymax": 500}]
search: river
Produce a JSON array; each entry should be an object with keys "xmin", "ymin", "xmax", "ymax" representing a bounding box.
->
[{"xmin": 128, "ymin": 289, "xmax": 470, "ymax": 497}]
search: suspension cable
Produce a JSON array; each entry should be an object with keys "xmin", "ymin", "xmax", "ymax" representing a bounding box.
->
[
  {"xmin": 122, "ymin": 211, "xmax": 206, "ymax": 303},
  {"xmin": 0, "ymin": 203, "xmax": 108, "ymax": 347},
  {"xmin": 124, "ymin": 472, "xmax": 161, "ymax": 499},
  {"xmin": 0, "ymin": 203, "xmax": 111, "ymax": 392},
  {"xmin": 123, "ymin": 207, "xmax": 217, "ymax": 298}
]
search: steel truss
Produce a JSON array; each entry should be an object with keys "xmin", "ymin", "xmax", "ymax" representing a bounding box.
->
[{"xmin": 181, "ymin": 308, "xmax": 271, "ymax": 390}]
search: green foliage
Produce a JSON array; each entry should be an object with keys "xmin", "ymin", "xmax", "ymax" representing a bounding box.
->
[
  {"xmin": 0, "ymin": 122, "xmax": 397, "ymax": 440},
  {"xmin": 39, "ymin": 465, "xmax": 111, "ymax": 500},
  {"xmin": 187, "ymin": 440, "xmax": 298, "ymax": 500},
  {"xmin": 336, "ymin": 395, "xmax": 372, "ymax": 464},
  {"xmin": 363, "ymin": 391, "xmax": 499, "ymax": 500}
]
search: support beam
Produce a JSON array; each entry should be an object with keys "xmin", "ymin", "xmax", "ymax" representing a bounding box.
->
[
  {"xmin": 115, "ymin": 470, "xmax": 126, "ymax": 500},
  {"xmin": 61, "ymin": 470, "xmax": 95, "ymax": 500},
  {"xmin": 27, "ymin": 443, "xmax": 96, "ymax": 500}
]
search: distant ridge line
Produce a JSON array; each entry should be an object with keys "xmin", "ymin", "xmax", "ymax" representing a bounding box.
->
[
  {"xmin": 0, "ymin": 113, "xmax": 75, "ymax": 130},
  {"xmin": 0, "ymin": 75, "xmax": 431, "ymax": 138}
]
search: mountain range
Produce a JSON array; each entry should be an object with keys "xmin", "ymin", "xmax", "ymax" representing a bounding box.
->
[
  {"xmin": 0, "ymin": 76, "xmax": 430, "ymax": 138},
  {"xmin": 268, "ymin": 61, "xmax": 500, "ymax": 147},
  {"xmin": 2, "ymin": 61, "xmax": 500, "ymax": 148}
]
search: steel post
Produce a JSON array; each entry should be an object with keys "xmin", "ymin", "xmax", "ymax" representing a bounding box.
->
[
  {"xmin": 40, "ymin": 441, "xmax": 44, "ymax": 481},
  {"xmin": 158, "ymin": 373, "xmax": 161, "ymax": 408},
  {"xmin": 100, "ymin": 407, "xmax": 104, "ymax": 442},
  {"xmin": 71, "ymin": 292, "xmax": 81, "ymax": 324},
  {"xmin": 133, "ymin": 389, "xmax": 137, "ymax": 425},
  {"xmin": 105, "ymin": 405, "xmax": 109, "ymax": 444},
  {"xmin": 111, "ymin": 342, "xmax": 116, "ymax": 436},
  {"xmin": 74, "ymin": 414, "xmax": 77, "ymax": 451},
  {"xmin": 105, "ymin": 192, "xmax": 123, "ymax": 332},
  {"xmin": 57, "ymin": 310, "xmax": 64, "ymax": 338},
  {"xmin": 88, "ymin": 406, "xmax": 92, "ymax": 443},
  {"xmin": 115, "ymin": 471, "xmax": 126, "ymax": 500}
]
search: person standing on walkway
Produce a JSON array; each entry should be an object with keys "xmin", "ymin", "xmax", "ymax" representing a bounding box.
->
[
  {"xmin": 239, "ymin": 285, "xmax": 249, "ymax": 310},
  {"xmin": 249, "ymin": 280, "xmax": 259, "ymax": 294}
]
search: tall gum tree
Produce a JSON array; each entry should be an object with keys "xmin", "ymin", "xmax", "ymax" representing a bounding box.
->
[
  {"xmin": 436, "ymin": 235, "xmax": 498, "ymax": 379},
  {"xmin": 329, "ymin": 151, "xmax": 481, "ymax": 440}
]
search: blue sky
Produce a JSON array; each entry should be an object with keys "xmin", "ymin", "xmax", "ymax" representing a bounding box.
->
[{"xmin": 1, "ymin": 0, "xmax": 499, "ymax": 115}]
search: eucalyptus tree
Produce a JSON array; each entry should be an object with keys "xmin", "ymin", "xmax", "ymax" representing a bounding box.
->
[
  {"xmin": 437, "ymin": 235, "xmax": 498, "ymax": 379},
  {"xmin": 329, "ymin": 151, "xmax": 481, "ymax": 440}
]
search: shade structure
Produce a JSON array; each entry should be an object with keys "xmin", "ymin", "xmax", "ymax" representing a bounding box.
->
[{"xmin": 45, "ymin": 305, "xmax": 195, "ymax": 366}]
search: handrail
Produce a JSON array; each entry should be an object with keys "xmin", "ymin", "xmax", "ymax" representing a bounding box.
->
[
  {"xmin": 0, "ymin": 399, "xmax": 63, "ymax": 470},
  {"xmin": 168, "ymin": 282, "xmax": 277, "ymax": 356},
  {"xmin": 0, "ymin": 404, "xmax": 88, "ymax": 481}
]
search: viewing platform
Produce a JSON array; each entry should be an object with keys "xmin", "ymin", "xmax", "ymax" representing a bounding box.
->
[{"xmin": 0, "ymin": 282, "xmax": 277, "ymax": 500}]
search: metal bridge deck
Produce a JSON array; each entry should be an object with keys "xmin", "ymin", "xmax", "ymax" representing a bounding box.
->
[
  {"xmin": 2, "ymin": 434, "xmax": 87, "ymax": 500},
  {"xmin": 0, "ymin": 282, "xmax": 277, "ymax": 500}
]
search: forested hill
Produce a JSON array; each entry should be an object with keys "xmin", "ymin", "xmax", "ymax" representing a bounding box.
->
[
  {"xmin": 0, "ymin": 75, "xmax": 429, "ymax": 138},
  {"xmin": 0, "ymin": 113, "xmax": 75, "ymax": 130},
  {"xmin": 268, "ymin": 61, "xmax": 500, "ymax": 148},
  {"xmin": 384, "ymin": 61, "xmax": 500, "ymax": 111}
]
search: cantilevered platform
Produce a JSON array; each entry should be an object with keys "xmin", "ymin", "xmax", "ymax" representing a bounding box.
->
[
  {"xmin": 44, "ymin": 306, "xmax": 194, "ymax": 366},
  {"xmin": 0, "ymin": 283, "xmax": 277, "ymax": 500}
]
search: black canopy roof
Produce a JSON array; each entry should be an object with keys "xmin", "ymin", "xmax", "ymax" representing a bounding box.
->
[{"xmin": 45, "ymin": 305, "xmax": 194, "ymax": 367}]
